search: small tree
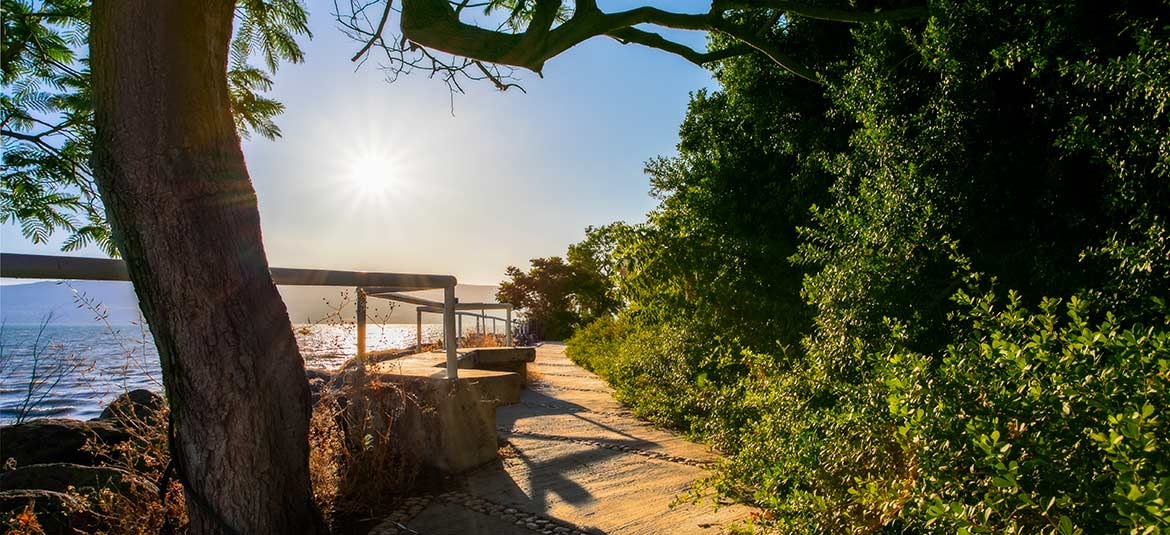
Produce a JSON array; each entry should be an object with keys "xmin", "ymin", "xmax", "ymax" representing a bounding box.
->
[
  {"xmin": 498, "ymin": 229, "xmax": 625, "ymax": 340},
  {"xmin": 498, "ymin": 257, "xmax": 581, "ymax": 340}
]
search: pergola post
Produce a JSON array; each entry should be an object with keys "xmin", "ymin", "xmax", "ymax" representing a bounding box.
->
[
  {"xmin": 356, "ymin": 287, "xmax": 367, "ymax": 366},
  {"xmin": 443, "ymin": 286, "xmax": 458, "ymax": 379},
  {"xmin": 506, "ymin": 307, "xmax": 513, "ymax": 346},
  {"xmin": 416, "ymin": 308, "xmax": 423, "ymax": 352}
]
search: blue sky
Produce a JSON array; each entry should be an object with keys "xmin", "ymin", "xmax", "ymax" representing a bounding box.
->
[{"xmin": 1, "ymin": 0, "xmax": 718, "ymax": 284}]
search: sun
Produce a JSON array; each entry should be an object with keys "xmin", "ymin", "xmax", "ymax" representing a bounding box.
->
[{"xmin": 345, "ymin": 153, "xmax": 395, "ymax": 195}]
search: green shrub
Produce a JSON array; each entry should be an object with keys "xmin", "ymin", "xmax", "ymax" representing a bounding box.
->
[
  {"xmin": 567, "ymin": 315, "xmax": 762, "ymax": 452},
  {"xmin": 887, "ymin": 291, "xmax": 1170, "ymax": 534}
]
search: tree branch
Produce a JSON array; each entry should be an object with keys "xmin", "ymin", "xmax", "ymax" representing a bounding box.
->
[
  {"xmin": 356, "ymin": 0, "xmax": 928, "ymax": 85},
  {"xmin": 475, "ymin": 61, "xmax": 527, "ymax": 92},
  {"xmin": 350, "ymin": 0, "xmax": 394, "ymax": 61},
  {"xmin": 574, "ymin": 0, "xmax": 597, "ymax": 16},
  {"xmin": 711, "ymin": 20, "xmax": 820, "ymax": 81},
  {"xmin": 1, "ymin": 129, "xmax": 44, "ymax": 144},
  {"xmin": 516, "ymin": 0, "xmax": 562, "ymax": 51},
  {"xmin": 398, "ymin": 0, "xmax": 720, "ymax": 72},
  {"xmin": 599, "ymin": 6, "xmax": 714, "ymax": 32},
  {"xmin": 606, "ymin": 28, "xmax": 750, "ymax": 65}
]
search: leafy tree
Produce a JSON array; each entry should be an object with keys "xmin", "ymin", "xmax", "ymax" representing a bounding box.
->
[
  {"xmin": 566, "ymin": 222, "xmax": 628, "ymax": 319},
  {"xmin": 568, "ymin": 16, "xmax": 854, "ymax": 451},
  {"xmin": 1, "ymin": 0, "xmax": 307, "ymax": 254},
  {"xmin": 497, "ymin": 250, "xmax": 619, "ymax": 340}
]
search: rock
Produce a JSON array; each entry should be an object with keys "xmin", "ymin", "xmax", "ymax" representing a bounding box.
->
[
  {"xmin": 0, "ymin": 463, "xmax": 157, "ymax": 497},
  {"xmin": 305, "ymin": 368, "xmax": 336, "ymax": 406},
  {"xmin": 0, "ymin": 419, "xmax": 129, "ymax": 466},
  {"xmin": 97, "ymin": 389, "xmax": 164, "ymax": 424},
  {"xmin": 0, "ymin": 489, "xmax": 92, "ymax": 535}
]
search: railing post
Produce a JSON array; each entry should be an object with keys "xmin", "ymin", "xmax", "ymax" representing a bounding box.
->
[
  {"xmin": 356, "ymin": 287, "xmax": 367, "ymax": 366},
  {"xmin": 416, "ymin": 308, "xmax": 423, "ymax": 352},
  {"xmin": 443, "ymin": 286, "xmax": 458, "ymax": 379},
  {"xmin": 506, "ymin": 307, "xmax": 513, "ymax": 346},
  {"xmin": 457, "ymin": 313, "xmax": 463, "ymax": 346}
]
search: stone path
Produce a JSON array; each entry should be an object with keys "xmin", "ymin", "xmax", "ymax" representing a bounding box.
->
[{"xmin": 369, "ymin": 343, "xmax": 752, "ymax": 535}]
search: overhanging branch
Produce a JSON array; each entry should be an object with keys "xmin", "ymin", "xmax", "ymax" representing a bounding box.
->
[
  {"xmin": 606, "ymin": 28, "xmax": 751, "ymax": 65},
  {"xmin": 711, "ymin": 20, "xmax": 819, "ymax": 81},
  {"xmin": 344, "ymin": 0, "xmax": 929, "ymax": 86},
  {"xmin": 350, "ymin": 0, "xmax": 394, "ymax": 61}
]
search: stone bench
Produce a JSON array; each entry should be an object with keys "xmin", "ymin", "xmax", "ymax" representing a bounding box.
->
[
  {"xmin": 368, "ymin": 350, "xmax": 530, "ymax": 473},
  {"xmin": 447, "ymin": 347, "xmax": 537, "ymax": 383}
]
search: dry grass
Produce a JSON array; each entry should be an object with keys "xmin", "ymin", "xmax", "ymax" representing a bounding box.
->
[
  {"xmin": 4, "ymin": 286, "xmax": 436, "ymax": 533},
  {"xmin": 526, "ymin": 364, "xmax": 544, "ymax": 383},
  {"xmin": 9, "ymin": 374, "xmax": 431, "ymax": 534},
  {"xmin": 309, "ymin": 371, "xmax": 430, "ymax": 530},
  {"xmin": 0, "ymin": 290, "xmax": 186, "ymax": 533},
  {"xmin": 458, "ymin": 331, "xmax": 506, "ymax": 348},
  {"xmin": 65, "ymin": 404, "xmax": 189, "ymax": 535},
  {"xmin": 4, "ymin": 504, "xmax": 46, "ymax": 535}
]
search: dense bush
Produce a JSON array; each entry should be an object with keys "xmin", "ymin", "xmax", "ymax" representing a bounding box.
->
[
  {"xmin": 566, "ymin": 0, "xmax": 1170, "ymax": 532},
  {"xmin": 886, "ymin": 290, "xmax": 1170, "ymax": 534}
]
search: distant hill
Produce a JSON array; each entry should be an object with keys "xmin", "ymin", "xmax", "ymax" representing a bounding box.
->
[{"xmin": 1, "ymin": 280, "xmax": 501, "ymax": 325}]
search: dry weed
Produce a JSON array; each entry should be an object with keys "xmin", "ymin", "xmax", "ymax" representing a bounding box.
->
[{"xmin": 310, "ymin": 370, "xmax": 428, "ymax": 528}]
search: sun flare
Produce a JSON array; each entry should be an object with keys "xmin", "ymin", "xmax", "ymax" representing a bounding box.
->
[{"xmin": 345, "ymin": 154, "xmax": 395, "ymax": 195}]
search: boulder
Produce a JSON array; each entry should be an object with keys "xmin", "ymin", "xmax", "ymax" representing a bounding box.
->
[
  {"xmin": 97, "ymin": 389, "xmax": 163, "ymax": 424},
  {"xmin": 0, "ymin": 489, "xmax": 91, "ymax": 535},
  {"xmin": 305, "ymin": 368, "xmax": 336, "ymax": 406},
  {"xmin": 0, "ymin": 463, "xmax": 157, "ymax": 497},
  {"xmin": 0, "ymin": 419, "xmax": 129, "ymax": 466}
]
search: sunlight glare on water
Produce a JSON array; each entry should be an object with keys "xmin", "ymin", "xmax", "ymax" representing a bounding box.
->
[{"xmin": 0, "ymin": 323, "xmax": 446, "ymax": 422}]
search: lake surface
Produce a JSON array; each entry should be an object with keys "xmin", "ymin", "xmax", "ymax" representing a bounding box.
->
[{"xmin": 0, "ymin": 322, "xmax": 446, "ymax": 422}]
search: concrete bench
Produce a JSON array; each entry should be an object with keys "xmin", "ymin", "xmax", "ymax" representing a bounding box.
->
[
  {"xmin": 447, "ymin": 347, "xmax": 537, "ymax": 382},
  {"xmin": 367, "ymin": 350, "xmax": 530, "ymax": 473}
]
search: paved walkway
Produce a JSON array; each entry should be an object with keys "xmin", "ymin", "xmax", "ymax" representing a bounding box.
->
[{"xmin": 369, "ymin": 343, "xmax": 752, "ymax": 535}]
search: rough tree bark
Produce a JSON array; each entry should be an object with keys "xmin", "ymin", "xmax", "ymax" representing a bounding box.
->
[{"xmin": 89, "ymin": 1, "xmax": 327, "ymax": 533}]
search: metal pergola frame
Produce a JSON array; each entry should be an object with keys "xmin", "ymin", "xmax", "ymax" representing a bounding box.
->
[
  {"xmin": 359, "ymin": 290, "xmax": 528, "ymax": 356},
  {"xmin": 0, "ymin": 253, "xmax": 500, "ymax": 379}
]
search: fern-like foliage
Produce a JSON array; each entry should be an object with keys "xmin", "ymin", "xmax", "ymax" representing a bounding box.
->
[
  {"xmin": 231, "ymin": 0, "xmax": 311, "ymax": 139},
  {"xmin": 0, "ymin": 0, "xmax": 311, "ymax": 255}
]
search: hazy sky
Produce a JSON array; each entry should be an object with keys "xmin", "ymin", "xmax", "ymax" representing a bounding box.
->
[{"xmin": 1, "ymin": 0, "xmax": 717, "ymax": 284}]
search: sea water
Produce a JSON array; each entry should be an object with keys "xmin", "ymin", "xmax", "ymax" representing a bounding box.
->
[{"xmin": 0, "ymin": 322, "xmax": 446, "ymax": 422}]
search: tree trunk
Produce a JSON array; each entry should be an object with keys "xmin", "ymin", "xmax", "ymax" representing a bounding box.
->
[{"xmin": 89, "ymin": 1, "xmax": 326, "ymax": 533}]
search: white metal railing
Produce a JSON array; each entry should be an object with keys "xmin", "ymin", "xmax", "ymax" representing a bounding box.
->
[
  {"xmin": 0, "ymin": 253, "xmax": 479, "ymax": 379},
  {"xmin": 357, "ymin": 289, "xmax": 528, "ymax": 356}
]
